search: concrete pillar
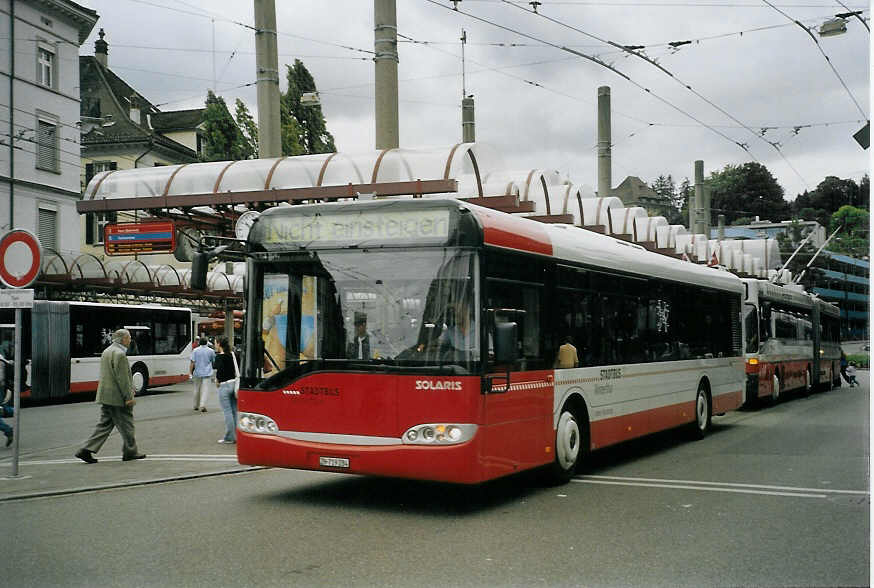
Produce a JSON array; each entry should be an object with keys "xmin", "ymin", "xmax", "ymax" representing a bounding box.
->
[
  {"xmin": 254, "ymin": 0, "xmax": 281, "ymax": 158},
  {"xmin": 718, "ymin": 214, "xmax": 725, "ymax": 240},
  {"xmin": 374, "ymin": 0, "xmax": 399, "ymax": 149},
  {"xmin": 597, "ymin": 86, "xmax": 612, "ymax": 197},
  {"xmin": 462, "ymin": 96, "xmax": 475, "ymax": 143}
]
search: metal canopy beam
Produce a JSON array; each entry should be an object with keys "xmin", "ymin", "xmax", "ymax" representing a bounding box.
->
[{"xmin": 77, "ymin": 179, "xmax": 458, "ymax": 214}]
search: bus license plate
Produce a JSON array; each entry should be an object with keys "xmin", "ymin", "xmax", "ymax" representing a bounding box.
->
[{"xmin": 319, "ymin": 456, "xmax": 349, "ymax": 468}]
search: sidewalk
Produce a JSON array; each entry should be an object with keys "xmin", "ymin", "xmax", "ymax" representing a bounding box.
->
[{"xmin": 0, "ymin": 385, "xmax": 262, "ymax": 501}]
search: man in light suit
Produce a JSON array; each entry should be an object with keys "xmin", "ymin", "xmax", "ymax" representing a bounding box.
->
[{"xmin": 75, "ymin": 329, "xmax": 145, "ymax": 463}]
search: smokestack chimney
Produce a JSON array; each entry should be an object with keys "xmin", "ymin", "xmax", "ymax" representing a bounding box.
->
[
  {"xmin": 462, "ymin": 96, "xmax": 475, "ymax": 143},
  {"xmin": 94, "ymin": 28, "xmax": 108, "ymax": 67},
  {"xmin": 694, "ymin": 160, "xmax": 704, "ymax": 234},
  {"xmin": 597, "ymin": 86, "xmax": 612, "ymax": 197}
]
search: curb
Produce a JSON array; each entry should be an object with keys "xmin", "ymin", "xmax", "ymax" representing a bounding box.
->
[{"xmin": 0, "ymin": 465, "xmax": 268, "ymax": 502}]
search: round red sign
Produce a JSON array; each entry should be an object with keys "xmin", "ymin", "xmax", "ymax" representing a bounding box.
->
[{"xmin": 0, "ymin": 230, "xmax": 42, "ymax": 288}]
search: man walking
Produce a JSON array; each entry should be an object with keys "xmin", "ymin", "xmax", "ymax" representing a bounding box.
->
[
  {"xmin": 190, "ymin": 336, "xmax": 216, "ymax": 412},
  {"xmin": 75, "ymin": 329, "xmax": 145, "ymax": 463}
]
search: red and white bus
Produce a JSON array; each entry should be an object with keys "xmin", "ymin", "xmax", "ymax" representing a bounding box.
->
[
  {"xmin": 742, "ymin": 279, "xmax": 841, "ymax": 404},
  {"xmin": 236, "ymin": 198, "xmax": 745, "ymax": 484},
  {"xmin": 1, "ymin": 301, "xmax": 191, "ymax": 400}
]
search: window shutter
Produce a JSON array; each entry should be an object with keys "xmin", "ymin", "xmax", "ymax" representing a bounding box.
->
[
  {"xmin": 37, "ymin": 208, "xmax": 58, "ymax": 251},
  {"xmin": 37, "ymin": 120, "xmax": 58, "ymax": 171}
]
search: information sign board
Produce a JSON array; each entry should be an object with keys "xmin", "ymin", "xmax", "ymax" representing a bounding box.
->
[
  {"xmin": 104, "ymin": 221, "xmax": 176, "ymax": 256},
  {"xmin": 0, "ymin": 288, "xmax": 34, "ymax": 308}
]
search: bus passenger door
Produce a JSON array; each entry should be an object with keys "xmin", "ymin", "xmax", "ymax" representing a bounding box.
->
[{"xmin": 481, "ymin": 308, "xmax": 553, "ymax": 478}]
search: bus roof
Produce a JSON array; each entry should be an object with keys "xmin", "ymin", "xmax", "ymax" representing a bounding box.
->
[{"xmin": 251, "ymin": 198, "xmax": 742, "ymax": 294}]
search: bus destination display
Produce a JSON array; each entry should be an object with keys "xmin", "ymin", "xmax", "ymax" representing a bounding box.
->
[
  {"xmin": 259, "ymin": 209, "xmax": 451, "ymax": 246},
  {"xmin": 104, "ymin": 221, "xmax": 176, "ymax": 256}
]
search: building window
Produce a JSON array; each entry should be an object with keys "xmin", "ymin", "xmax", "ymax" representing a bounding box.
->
[
  {"xmin": 37, "ymin": 46, "xmax": 55, "ymax": 88},
  {"xmin": 38, "ymin": 206, "xmax": 58, "ymax": 251},
  {"xmin": 36, "ymin": 119, "xmax": 59, "ymax": 172}
]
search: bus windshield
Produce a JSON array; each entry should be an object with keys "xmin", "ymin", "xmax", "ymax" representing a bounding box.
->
[{"xmin": 256, "ymin": 248, "xmax": 479, "ymax": 387}]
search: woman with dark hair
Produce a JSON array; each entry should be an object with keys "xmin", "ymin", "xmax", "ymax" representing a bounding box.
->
[{"xmin": 215, "ymin": 337, "xmax": 239, "ymax": 444}]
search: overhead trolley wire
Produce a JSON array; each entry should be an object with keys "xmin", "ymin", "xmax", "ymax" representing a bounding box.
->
[
  {"xmin": 499, "ymin": 0, "xmax": 809, "ymax": 187},
  {"xmin": 760, "ymin": 0, "xmax": 868, "ymax": 119},
  {"xmin": 425, "ymin": 0, "xmax": 758, "ymax": 159}
]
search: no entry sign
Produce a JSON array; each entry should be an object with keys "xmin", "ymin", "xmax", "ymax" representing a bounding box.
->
[{"xmin": 0, "ymin": 229, "xmax": 42, "ymax": 288}]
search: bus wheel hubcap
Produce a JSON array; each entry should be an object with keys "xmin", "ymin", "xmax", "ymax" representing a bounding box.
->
[
  {"xmin": 132, "ymin": 372, "xmax": 143, "ymax": 392},
  {"xmin": 556, "ymin": 412, "xmax": 580, "ymax": 471}
]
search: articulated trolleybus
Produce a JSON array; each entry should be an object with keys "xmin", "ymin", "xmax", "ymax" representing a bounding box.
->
[
  {"xmin": 742, "ymin": 279, "xmax": 841, "ymax": 404},
  {"xmin": 237, "ymin": 198, "xmax": 745, "ymax": 484},
  {"xmin": 0, "ymin": 301, "xmax": 192, "ymax": 400}
]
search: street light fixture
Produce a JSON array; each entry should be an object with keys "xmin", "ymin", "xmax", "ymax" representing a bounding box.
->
[{"xmin": 819, "ymin": 17, "xmax": 848, "ymax": 37}]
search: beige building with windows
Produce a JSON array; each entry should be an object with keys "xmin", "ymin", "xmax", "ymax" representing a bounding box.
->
[{"xmin": 78, "ymin": 30, "xmax": 205, "ymax": 260}]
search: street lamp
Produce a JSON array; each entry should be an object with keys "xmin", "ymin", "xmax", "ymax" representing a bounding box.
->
[{"xmin": 819, "ymin": 17, "xmax": 848, "ymax": 37}]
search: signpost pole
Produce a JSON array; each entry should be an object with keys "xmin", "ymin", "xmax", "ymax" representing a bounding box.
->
[{"xmin": 11, "ymin": 307, "xmax": 21, "ymax": 477}]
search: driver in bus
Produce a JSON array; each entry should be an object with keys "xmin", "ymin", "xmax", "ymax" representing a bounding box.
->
[{"xmin": 347, "ymin": 312, "xmax": 372, "ymax": 360}]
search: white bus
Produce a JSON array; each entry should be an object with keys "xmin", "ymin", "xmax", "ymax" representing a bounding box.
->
[{"xmin": 2, "ymin": 301, "xmax": 192, "ymax": 401}]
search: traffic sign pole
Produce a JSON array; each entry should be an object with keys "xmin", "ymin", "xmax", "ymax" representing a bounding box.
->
[{"xmin": 11, "ymin": 307, "xmax": 21, "ymax": 477}]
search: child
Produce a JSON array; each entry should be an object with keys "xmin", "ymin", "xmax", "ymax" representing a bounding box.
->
[{"xmin": 846, "ymin": 362, "xmax": 858, "ymax": 388}]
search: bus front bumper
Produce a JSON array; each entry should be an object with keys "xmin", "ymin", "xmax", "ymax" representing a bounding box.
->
[{"xmin": 236, "ymin": 431, "xmax": 486, "ymax": 485}]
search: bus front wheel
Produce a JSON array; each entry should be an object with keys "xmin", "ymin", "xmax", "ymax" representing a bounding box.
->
[{"xmin": 131, "ymin": 364, "xmax": 149, "ymax": 396}]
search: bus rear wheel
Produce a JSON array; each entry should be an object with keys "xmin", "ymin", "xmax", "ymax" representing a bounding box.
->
[
  {"xmin": 547, "ymin": 407, "xmax": 586, "ymax": 484},
  {"xmin": 131, "ymin": 364, "xmax": 149, "ymax": 396},
  {"xmin": 691, "ymin": 384, "xmax": 711, "ymax": 439},
  {"xmin": 771, "ymin": 374, "xmax": 781, "ymax": 403}
]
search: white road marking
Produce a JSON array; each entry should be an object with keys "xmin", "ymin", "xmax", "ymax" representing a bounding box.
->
[
  {"xmin": 574, "ymin": 474, "xmax": 869, "ymax": 499},
  {"xmin": 0, "ymin": 454, "xmax": 240, "ymax": 466}
]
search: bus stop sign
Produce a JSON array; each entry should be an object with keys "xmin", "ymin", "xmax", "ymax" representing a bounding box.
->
[{"xmin": 0, "ymin": 229, "xmax": 42, "ymax": 288}]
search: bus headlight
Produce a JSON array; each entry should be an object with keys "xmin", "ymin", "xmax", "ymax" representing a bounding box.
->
[
  {"xmin": 239, "ymin": 412, "xmax": 278, "ymax": 434},
  {"xmin": 401, "ymin": 423, "xmax": 477, "ymax": 445}
]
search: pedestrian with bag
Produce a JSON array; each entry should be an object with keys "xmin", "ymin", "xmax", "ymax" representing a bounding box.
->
[
  {"xmin": 75, "ymin": 329, "xmax": 145, "ymax": 463},
  {"xmin": 215, "ymin": 337, "xmax": 239, "ymax": 444},
  {"xmin": 190, "ymin": 336, "xmax": 216, "ymax": 412}
]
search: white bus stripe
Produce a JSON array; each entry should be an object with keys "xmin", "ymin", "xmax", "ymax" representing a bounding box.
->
[{"xmin": 581, "ymin": 475, "xmax": 869, "ymax": 496}]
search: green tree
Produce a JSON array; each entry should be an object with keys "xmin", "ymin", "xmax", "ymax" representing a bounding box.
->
[
  {"xmin": 201, "ymin": 90, "xmax": 251, "ymax": 161},
  {"xmin": 706, "ymin": 162, "xmax": 789, "ymax": 224},
  {"xmin": 234, "ymin": 98, "xmax": 259, "ymax": 158},
  {"xmin": 791, "ymin": 175, "xmax": 867, "ymax": 227},
  {"xmin": 677, "ymin": 177, "xmax": 693, "ymax": 226},
  {"xmin": 281, "ymin": 59, "xmax": 336, "ymax": 155},
  {"xmin": 828, "ymin": 205, "xmax": 869, "ymax": 257}
]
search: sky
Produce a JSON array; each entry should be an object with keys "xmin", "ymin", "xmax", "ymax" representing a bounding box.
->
[{"xmin": 76, "ymin": 0, "xmax": 870, "ymax": 206}]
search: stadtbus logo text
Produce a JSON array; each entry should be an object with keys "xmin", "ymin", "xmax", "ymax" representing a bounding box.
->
[
  {"xmin": 599, "ymin": 368, "xmax": 622, "ymax": 380},
  {"xmin": 415, "ymin": 380, "xmax": 463, "ymax": 391}
]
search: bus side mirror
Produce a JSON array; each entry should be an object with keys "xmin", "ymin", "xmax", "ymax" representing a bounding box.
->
[
  {"xmin": 494, "ymin": 322, "xmax": 518, "ymax": 364},
  {"xmin": 190, "ymin": 245, "xmax": 229, "ymax": 290},
  {"xmin": 190, "ymin": 252, "xmax": 209, "ymax": 290}
]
